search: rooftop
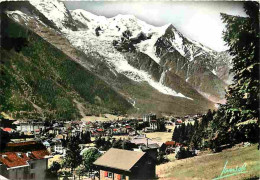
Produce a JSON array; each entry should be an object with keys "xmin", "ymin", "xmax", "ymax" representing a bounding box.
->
[
  {"xmin": 0, "ymin": 141, "xmax": 50, "ymax": 169},
  {"xmin": 94, "ymin": 148, "xmax": 145, "ymax": 172},
  {"xmin": 0, "ymin": 150, "xmax": 49, "ymax": 169}
]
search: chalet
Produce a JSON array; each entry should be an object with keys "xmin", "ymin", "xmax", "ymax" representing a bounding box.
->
[
  {"xmin": 92, "ymin": 128, "xmax": 106, "ymax": 137},
  {"xmin": 143, "ymin": 114, "xmax": 156, "ymax": 123},
  {"xmin": 112, "ymin": 128, "xmax": 120, "ymax": 135},
  {"xmin": 2, "ymin": 128, "xmax": 14, "ymax": 133},
  {"xmin": 0, "ymin": 141, "xmax": 52, "ymax": 180},
  {"xmin": 16, "ymin": 121, "xmax": 44, "ymax": 134},
  {"xmin": 130, "ymin": 136, "xmax": 163, "ymax": 148},
  {"xmin": 165, "ymin": 141, "xmax": 181, "ymax": 154},
  {"xmin": 94, "ymin": 148, "xmax": 156, "ymax": 180},
  {"xmin": 135, "ymin": 144, "xmax": 159, "ymax": 161},
  {"xmin": 175, "ymin": 119, "xmax": 182, "ymax": 125}
]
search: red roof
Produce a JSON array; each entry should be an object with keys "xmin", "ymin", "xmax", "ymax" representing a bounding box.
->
[
  {"xmin": 0, "ymin": 152, "xmax": 30, "ymax": 168},
  {"xmin": 0, "ymin": 141, "xmax": 50, "ymax": 168},
  {"xmin": 0, "ymin": 150, "xmax": 49, "ymax": 168},
  {"xmin": 165, "ymin": 141, "xmax": 176, "ymax": 146},
  {"xmin": 2, "ymin": 128, "xmax": 12, "ymax": 132},
  {"xmin": 125, "ymin": 125, "xmax": 131, "ymax": 129},
  {"xmin": 6, "ymin": 141, "xmax": 36, "ymax": 147},
  {"xmin": 96, "ymin": 128, "xmax": 104, "ymax": 132},
  {"xmin": 113, "ymin": 129, "xmax": 118, "ymax": 131}
]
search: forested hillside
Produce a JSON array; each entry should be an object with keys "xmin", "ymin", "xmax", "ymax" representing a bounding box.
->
[{"xmin": 0, "ymin": 14, "xmax": 132, "ymax": 120}]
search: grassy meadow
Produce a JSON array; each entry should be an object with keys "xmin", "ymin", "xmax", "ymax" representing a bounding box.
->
[{"xmin": 157, "ymin": 144, "xmax": 260, "ymax": 180}]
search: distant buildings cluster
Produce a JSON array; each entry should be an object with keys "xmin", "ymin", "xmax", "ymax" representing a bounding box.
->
[{"xmin": 0, "ymin": 112, "xmax": 203, "ymax": 180}]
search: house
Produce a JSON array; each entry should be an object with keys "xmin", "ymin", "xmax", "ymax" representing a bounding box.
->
[
  {"xmin": 16, "ymin": 121, "xmax": 44, "ymax": 134},
  {"xmin": 42, "ymin": 141, "xmax": 51, "ymax": 153},
  {"xmin": 175, "ymin": 119, "xmax": 183, "ymax": 125},
  {"xmin": 94, "ymin": 148, "xmax": 156, "ymax": 180},
  {"xmin": 165, "ymin": 141, "xmax": 181, "ymax": 154},
  {"xmin": 143, "ymin": 114, "xmax": 156, "ymax": 122},
  {"xmin": 130, "ymin": 136, "xmax": 163, "ymax": 148},
  {"xmin": 135, "ymin": 144, "xmax": 160, "ymax": 161},
  {"xmin": 51, "ymin": 138, "xmax": 65, "ymax": 155},
  {"xmin": 130, "ymin": 136, "xmax": 165, "ymax": 160},
  {"xmin": 2, "ymin": 128, "xmax": 14, "ymax": 133},
  {"xmin": 0, "ymin": 141, "xmax": 52, "ymax": 180}
]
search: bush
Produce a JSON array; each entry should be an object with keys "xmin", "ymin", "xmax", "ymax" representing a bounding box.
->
[{"xmin": 175, "ymin": 147, "xmax": 194, "ymax": 160}]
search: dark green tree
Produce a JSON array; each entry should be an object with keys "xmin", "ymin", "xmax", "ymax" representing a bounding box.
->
[
  {"xmin": 112, "ymin": 139, "xmax": 122, "ymax": 149},
  {"xmin": 0, "ymin": 129, "xmax": 10, "ymax": 151},
  {"xmin": 190, "ymin": 119, "xmax": 202, "ymax": 149},
  {"xmin": 172, "ymin": 126, "xmax": 180, "ymax": 142},
  {"xmin": 179, "ymin": 124, "xmax": 186, "ymax": 144},
  {"xmin": 211, "ymin": 2, "xmax": 259, "ymax": 145},
  {"xmin": 95, "ymin": 137, "xmax": 112, "ymax": 151},
  {"xmin": 81, "ymin": 131, "xmax": 91, "ymax": 144},
  {"xmin": 46, "ymin": 162, "xmax": 61, "ymax": 180},
  {"xmin": 64, "ymin": 135, "xmax": 82, "ymax": 174}
]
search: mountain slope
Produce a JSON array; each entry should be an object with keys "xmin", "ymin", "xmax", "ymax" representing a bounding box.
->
[
  {"xmin": 0, "ymin": 14, "xmax": 132, "ymax": 119},
  {"xmin": 68, "ymin": 8, "xmax": 231, "ymax": 102},
  {"xmin": 1, "ymin": 0, "xmax": 233, "ymax": 117}
]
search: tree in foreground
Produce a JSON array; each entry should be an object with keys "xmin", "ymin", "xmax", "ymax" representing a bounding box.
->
[
  {"xmin": 46, "ymin": 162, "xmax": 61, "ymax": 180},
  {"xmin": 82, "ymin": 148, "xmax": 101, "ymax": 173},
  {"xmin": 211, "ymin": 2, "xmax": 259, "ymax": 145},
  {"xmin": 63, "ymin": 135, "xmax": 82, "ymax": 175}
]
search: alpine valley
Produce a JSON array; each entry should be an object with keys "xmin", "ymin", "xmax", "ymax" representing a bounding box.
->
[{"xmin": 0, "ymin": 0, "xmax": 233, "ymax": 119}]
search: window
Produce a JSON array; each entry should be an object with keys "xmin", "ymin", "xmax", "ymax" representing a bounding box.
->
[
  {"xmin": 108, "ymin": 172, "xmax": 113, "ymax": 178},
  {"xmin": 122, "ymin": 175, "xmax": 126, "ymax": 180},
  {"xmin": 104, "ymin": 171, "xmax": 108, "ymax": 177},
  {"xmin": 117, "ymin": 174, "xmax": 125, "ymax": 180},
  {"xmin": 30, "ymin": 163, "xmax": 35, "ymax": 169}
]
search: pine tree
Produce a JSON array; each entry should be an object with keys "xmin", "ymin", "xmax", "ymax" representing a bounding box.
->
[
  {"xmin": 212, "ymin": 2, "xmax": 259, "ymax": 144},
  {"xmin": 190, "ymin": 119, "xmax": 202, "ymax": 149},
  {"xmin": 180, "ymin": 124, "xmax": 186, "ymax": 144},
  {"xmin": 186, "ymin": 123, "xmax": 194, "ymax": 144},
  {"xmin": 64, "ymin": 135, "xmax": 82, "ymax": 174},
  {"xmin": 172, "ymin": 126, "xmax": 179, "ymax": 141}
]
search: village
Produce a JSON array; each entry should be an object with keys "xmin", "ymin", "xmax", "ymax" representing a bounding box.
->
[
  {"xmin": 1, "ymin": 0, "xmax": 259, "ymax": 179},
  {"xmin": 0, "ymin": 112, "xmax": 202, "ymax": 180}
]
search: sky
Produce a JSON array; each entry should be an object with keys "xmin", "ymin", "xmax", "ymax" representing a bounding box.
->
[{"xmin": 64, "ymin": 1, "xmax": 247, "ymax": 52}]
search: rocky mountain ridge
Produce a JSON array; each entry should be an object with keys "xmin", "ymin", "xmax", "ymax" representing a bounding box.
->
[{"xmin": 1, "ymin": 0, "xmax": 233, "ymax": 117}]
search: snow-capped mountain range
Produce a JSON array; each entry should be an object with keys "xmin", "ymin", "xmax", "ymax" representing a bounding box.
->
[{"xmin": 2, "ymin": 0, "xmax": 233, "ymax": 115}]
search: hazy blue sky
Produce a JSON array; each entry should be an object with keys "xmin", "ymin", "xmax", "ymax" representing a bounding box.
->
[{"xmin": 64, "ymin": 1, "xmax": 247, "ymax": 52}]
